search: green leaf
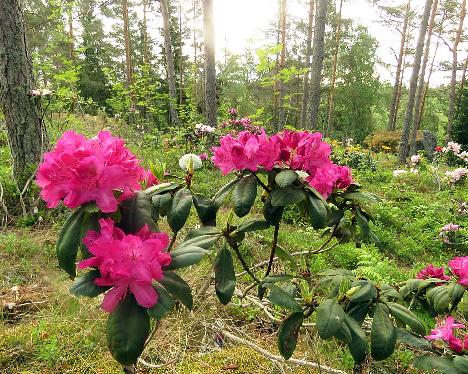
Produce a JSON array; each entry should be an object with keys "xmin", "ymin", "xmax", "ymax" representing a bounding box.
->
[
  {"xmin": 277, "ymin": 311, "xmax": 304, "ymax": 359},
  {"xmin": 459, "ymin": 292, "xmax": 468, "ymax": 320},
  {"xmin": 271, "ymin": 187, "xmax": 305, "ymax": 207},
  {"xmin": 147, "ymin": 285, "xmax": 174, "ymax": 319},
  {"xmin": 316, "ymin": 299, "xmax": 346, "ymax": 339},
  {"xmin": 213, "ymin": 178, "xmax": 240, "ymax": 208},
  {"xmin": 166, "ymin": 246, "xmax": 207, "ymax": 270},
  {"xmin": 177, "ymin": 234, "xmax": 221, "ymax": 250},
  {"xmin": 414, "ymin": 355, "xmax": 460, "ymax": 374},
  {"xmin": 386, "ymin": 302, "xmax": 425, "ymax": 335},
  {"xmin": 334, "ymin": 322, "xmax": 353, "ymax": 344},
  {"xmin": 151, "ymin": 193, "xmax": 172, "ymax": 217},
  {"xmin": 347, "ymin": 301, "xmax": 371, "ymax": 325},
  {"xmin": 266, "ymin": 284, "xmax": 302, "ymax": 312},
  {"xmin": 79, "ymin": 212, "xmax": 100, "ymax": 259},
  {"xmin": 275, "ymin": 170, "xmax": 297, "ymax": 188},
  {"xmin": 193, "ymin": 193, "xmax": 217, "ymax": 226},
  {"xmin": 107, "ymin": 295, "xmax": 150, "ymax": 365},
  {"xmin": 349, "ymin": 283, "xmax": 377, "ymax": 304},
  {"xmin": 450, "ymin": 283, "xmax": 466, "ymax": 305},
  {"xmin": 396, "ymin": 329, "xmax": 434, "ymax": 351},
  {"xmin": 354, "ymin": 208, "xmax": 370, "ymax": 237},
  {"xmin": 158, "ymin": 271, "xmax": 193, "ymax": 310},
  {"xmin": 120, "ymin": 191, "xmax": 157, "ymax": 233},
  {"xmin": 305, "ymin": 193, "xmax": 328, "ymax": 229},
  {"xmin": 185, "ymin": 226, "xmax": 221, "ymax": 240},
  {"xmin": 144, "ymin": 182, "xmax": 179, "ymax": 197},
  {"xmin": 237, "ymin": 219, "xmax": 271, "ymax": 233},
  {"xmin": 69, "ymin": 269, "xmax": 109, "ymax": 297},
  {"xmin": 370, "ymin": 303, "xmax": 397, "ymax": 361},
  {"xmin": 168, "ymin": 188, "xmax": 193, "ymax": 232},
  {"xmin": 262, "ymin": 274, "xmax": 295, "ymax": 284},
  {"xmin": 232, "ymin": 174, "xmax": 257, "ymax": 217},
  {"xmin": 344, "ymin": 315, "xmax": 368, "ymax": 365},
  {"xmin": 453, "ymin": 356, "xmax": 468, "ymax": 373},
  {"xmin": 427, "ymin": 286, "xmax": 451, "ymax": 314},
  {"xmin": 263, "ymin": 194, "xmax": 284, "ymax": 225},
  {"xmin": 56, "ymin": 207, "xmax": 86, "ymax": 278},
  {"xmin": 214, "ymin": 246, "xmax": 236, "ymax": 305}
]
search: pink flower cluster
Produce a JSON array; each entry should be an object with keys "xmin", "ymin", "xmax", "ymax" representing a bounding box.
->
[
  {"xmin": 212, "ymin": 130, "xmax": 278, "ymax": 174},
  {"xmin": 79, "ymin": 218, "xmax": 171, "ymax": 312},
  {"xmin": 426, "ymin": 316, "xmax": 468, "ymax": 353},
  {"xmin": 228, "ymin": 108, "xmax": 238, "ymax": 117},
  {"xmin": 36, "ymin": 131, "xmax": 147, "ymax": 213},
  {"xmin": 416, "ymin": 257, "xmax": 468, "ymax": 286},
  {"xmin": 448, "ymin": 257, "xmax": 468, "ymax": 286},
  {"xmin": 212, "ymin": 129, "xmax": 353, "ymax": 199},
  {"xmin": 416, "ymin": 264, "xmax": 450, "ymax": 281}
]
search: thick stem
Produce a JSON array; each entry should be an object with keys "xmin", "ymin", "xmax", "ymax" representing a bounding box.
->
[
  {"xmin": 265, "ymin": 223, "xmax": 280, "ymax": 277},
  {"xmin": 252, "ymin": 172, "xmax": 270, "ymax": 192},
  {"xmin": 167, "ymin": 232, "xmax": 178, "ymax": 252},
  {"xmin": 226, "ymin": 236, "xmax": 260, "ymax": 283}
]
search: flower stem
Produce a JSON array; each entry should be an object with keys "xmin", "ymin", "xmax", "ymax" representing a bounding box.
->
[
  {"xmin": 226, "ymin": 236, "xmax": 260, "ymax": 283},
  {"xmin": 264, "ymin": 223, "xmax": 280, "ymax": 278},
  {"xmin": 167, "ymin": 232, "xmax": 178, "ymax": 252}
]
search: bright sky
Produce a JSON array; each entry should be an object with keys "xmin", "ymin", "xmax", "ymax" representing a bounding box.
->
[{"xmin": 211, "ymin": 0, "xmax": 465, "ymax": 86}]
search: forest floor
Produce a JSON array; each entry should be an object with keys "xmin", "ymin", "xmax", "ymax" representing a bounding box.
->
[{"xmin": 1, "ymin": 117, "xmax": 467, "ymax": 373}]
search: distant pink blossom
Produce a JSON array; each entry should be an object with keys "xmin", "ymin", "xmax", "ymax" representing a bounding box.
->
[
  {"xmin": 410, "ymin": 154, "xmax": 421, "ymax": 165},
  {"xmin": 212, "ymin": 130, "xmax": 279, "ymax": 174},
  {"xmin": 79, "ymin": 218, "xmax": 171, "ymax": 312},
  {"xmin": 306, "ymin": 164, "xmax": 353, "ymax": 199},
  {"xmin": 36, "ymin": 131, "xmax": 145, "ymax": 213},
  {"xmin": 448, "ymin": 256, "xmax": 468, "ymax": 286},
  {"xmin": 199, "ymin": 153, "xmax": 209, "ymax": 161},
  {"xmin": 440, "ymin": 223, "xmax": 461, "ymax": 233},
  {"xmin": 416, "ymin": 264, "xmax": 450, "ymax": 281},
  {"xmin": 228, "ymin": 108, "xmax": 238, "ymax": 116}
]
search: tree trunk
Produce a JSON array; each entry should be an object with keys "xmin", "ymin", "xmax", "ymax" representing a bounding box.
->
[
  {"xmin": 398, "ymin": 0, "xmax": 433, "ymax": 163},
  {"xmin": 179, "ymin": 3, "xmax": 184, "ymax": 105},
  {"xmin": 393, "ymin": 42, "xmax": 408, "ymax": 128},
  {"xmin": 388, "ymin": 0, "xmax": 411, "ymax": 131},
  {"xmin": 418, "ymin": 33, "xmax": 441, "ymax": 129},
  {"xmin": 409, "ymin": 0, "xmax": 438, "ymax": 153},
  {"xmin": 202, "ymin": 0, "xmax": 217, "ymax": 127},
  {"xmin": 300, "ymin": 0, "xmax": 315, "ymax": 129},
  {"xmin": 142, "ymin": 0, "xmax": 149, "ymax": 64},
  {"xmin": 122, "ymin": 0, "xmax": 133, "ymax": 89},
  {"xmin": 325, "ymin": 0, "xmax": 343, "ymax": 136},
  {"xmin": 446, "ymin": 0, "xmax": 466, "ymax": 141},
  {"xmin": 277, "ymin": 0, "xmax": 287, "ymax": 130},
  {"xmin": 0, "ymin": 0, "xmax": 46, "ymax": 184},
  {"xmin": 461, "ymin": 55, "xmax": 468, "ymax": 91},
  {"xmin": 307, "ymin": 0, "xmax": 328, "ymax": 130},
  {"xmin": 160, "ymin": 0, "xmax": 180, "ymax": 125}
]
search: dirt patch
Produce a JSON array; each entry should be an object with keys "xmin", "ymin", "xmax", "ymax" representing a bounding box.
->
[{"xmin": 1, "ymin": 282, "xmax": 50, "ymax": 324}]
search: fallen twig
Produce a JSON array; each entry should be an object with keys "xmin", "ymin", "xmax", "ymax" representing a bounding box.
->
[{"xmin": 210, "ymin": 323, "xmax": 348, "ymax": 374}]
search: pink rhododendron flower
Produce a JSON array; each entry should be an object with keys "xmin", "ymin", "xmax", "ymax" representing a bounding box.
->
[
  {"xmin": 199, "ymin": 153, "xmax": 208, "ymax": 161},
  {"xmin": 212, "ymin": 130, "xmax": 279, "ymax": 174},
  {"xmin": 426, "ymin": 316, "xmax": 465, "ymax": 342},
  {"xmin": 448, "ymin": 256, "xmax": 468, "ymax": 286},
  {"xmin": 416, "ymin": 264, "xmax": 450, "ymax": 281},
  {"xmin": 271, "ymin": 130, "xmax": 332, "ymax": 177},
  {"xmin": 228, "ymin": 108, "xmax": 238, "ymax": 116},
  {"xmin": 79, "ymin": 218, "xmax": 171, "ymax": 312},
  {"xmin": 306, "ymin": 164, "xmax": 353, "ymax": 199},
  {"xmin": 36, "ymin": 131, "xmax": 145, "ymax": 213}
]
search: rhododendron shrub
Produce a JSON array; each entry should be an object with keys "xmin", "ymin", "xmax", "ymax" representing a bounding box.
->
[{"xmin": 40, "ymin": 129, "xmax": 468, "ymax": 372}]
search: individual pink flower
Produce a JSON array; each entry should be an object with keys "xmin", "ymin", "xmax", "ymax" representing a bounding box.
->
[
  {"xmin": 228, "ymin": 108, "xmax": 238, "ymax": 117},
  {"xmin": 416, "ymin": 264, "xmax": 450, "ymax": 281},
  {"xmin": 212, "ymin": 130, "xmax": 279, "ymax": 174},
  {"xmin": 441, "ymin": 223, "xmax": 461, "ymax": 233},
  {"xmin": 199, "ymin": 153, "xmax": 209, "ymax": 161},
  {"xmin": 448, "ymin": 335, "xmax": 464, "ymax": 353},
  {"xmin": 426, "ymin": 316, "xmax": 465, "ymax": 342},
  {"xmin": 306, "ymin": 164, "xmax": 353, "ymax": 199},
  {"xmin": 79, "ymin": 218, "xmax": 171, "ymax": 312},
  {"xmin": 271, "ymin": 130, "xmax": 332, "ymax": 177},
  {"xmin": 36, "ymin": 131, "xmax": 145, "ymax": 213},
  {"xmin": 448, "ymin": 256, "xmax": 468, "ymax": 286}
]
